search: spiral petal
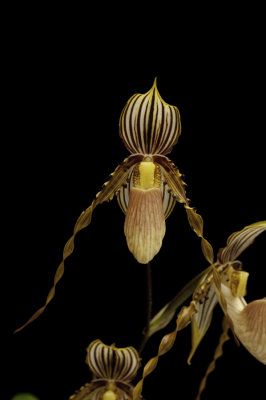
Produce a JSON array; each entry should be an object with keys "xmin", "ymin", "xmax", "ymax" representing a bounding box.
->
[{"xmin": 14, "ymin": 155, "xmax": 142, "ymax": 333}]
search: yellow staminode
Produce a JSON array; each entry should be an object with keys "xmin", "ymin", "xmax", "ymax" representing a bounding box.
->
[
  {"xmin": 103, "ymin": 390, "xmax": 117, "ymax": 400},
  {"xmin": 230, "ymin": 270, "xmax": 249, "ymax": 297},
  {"xmin": 139, "ymin": 161, "xmax": 156, "ymax": 189}
]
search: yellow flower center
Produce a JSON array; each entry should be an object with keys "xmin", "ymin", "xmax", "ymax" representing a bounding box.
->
[
  {"xmin": 134, "ymin": 161, "xmax": 161, "ymax": 189},
  {"xmin": 103, "ymin": 390, "xmax": 117, "ymax": 400}
]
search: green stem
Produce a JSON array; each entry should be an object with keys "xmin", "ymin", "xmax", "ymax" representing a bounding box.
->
[{"xmin": 138, "ymin": 261, "xmax": 152, "ymax": 355}]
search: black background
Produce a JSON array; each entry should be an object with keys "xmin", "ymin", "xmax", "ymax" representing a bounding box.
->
[{"xmin": 4, "ymin": 6, "xmax": 266, "ymax": 400}]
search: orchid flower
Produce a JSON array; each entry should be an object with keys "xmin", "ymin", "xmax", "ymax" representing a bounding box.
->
[
  {"xmin": 69, "ymin": 339, "xmax": 141, "ymax": 400},
  {"xmin": 15, "ymin": 79, "xmax": 213, "ymax": 333},
  {"xmin": 132, "ymin": 221, "xmax": 266, "ymax": 399},
  {"xmin": 188, "ymin": 220, "xmax": 266, "ymax": 365}
]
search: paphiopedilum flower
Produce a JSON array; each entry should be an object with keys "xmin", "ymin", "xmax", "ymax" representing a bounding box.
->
[
  {"xmin": 69, "ymin": 339, "xmax": 141, "ymax": 400},
  {"xmin": 133, "ymin": 221, "xmax": 266, "ymax": 399},
  {"xmin": 15, "ymin": 79, "xmax": 213, "ymax": 332},
  {"xmin": 118, "ymin": 79, "xmax": 212, "ymax": 265},
  {"xmin": 189, "ymin": 221, "xmax": 266, "ymax": 399},
  {"xmin": 188, "ymin": 220, "xmax": 266, "ymax": 365}
]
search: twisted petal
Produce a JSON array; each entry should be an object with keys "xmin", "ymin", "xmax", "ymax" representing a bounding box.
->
[
  {"xmin": 152, "ymin": 155, "xmax": 187, "ymax": 203},
  {"xmin": 133, "ymin": 302, "xmax": 197, "ymax": 400},
  {"xmin": 14, "ymin": 155, "xmax": 142, "ymax": 333},
  {"xmin": 148, "ymin": 266, "xmax": 211, "ymax": 338},
  {"xmin": 124, "ymin": 187, "xmax": 166, "ymax": 264},
  {"xmin": 195, "ymin": 317, "xmax": 230, "ymax": 400},
  {"xmin": 154, "ymin": 155, "xmax": 214, "ymax": 264},
  {"xmin": 119, "ymin": 79, "xmax": 181, "ymax": 155},
  {"xmin": 219, "ymin": 220, "xmax": 266, "ymax": 263},
  {"xmin": 86, "ymin": 340, "xmax": 140, "ymax": 382},
  {"xmin": 147, "ymin": 223, "xmax": 265, "ymax": 361},
  {"xmin": 188, "ymin": 263, "xmax": 241, "ymax": 363},
  {"xmin": 212, "ymin": 220, "xmax": 266, "ymax": 363}
]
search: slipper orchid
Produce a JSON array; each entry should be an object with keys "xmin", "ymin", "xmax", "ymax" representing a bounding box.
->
[
  {"xmin": 189, "ymin": 220, "xmax": 266, "ymax": 365},
  {"xmin": 69, "ymin": 339, "xmax": 141, "ymax": 400},
  {"xmin": 133, "ymin": 221, "xmax": 266, "ymax": 399},
  {"xmin": 15, "ymin": 79, "xmax": 213, "ymax": 332},
  {"xmin": 190, "ymin": 221, "xmax": 266, "ymax": 399}
]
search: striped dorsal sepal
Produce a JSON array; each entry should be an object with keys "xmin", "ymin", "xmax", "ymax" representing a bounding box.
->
[
  {"xmin": 86, "ymin": 339, "xmax": 140, "ymax": 383},
  {"xmin": 119, "ymin": 78, "xmax": 181, "ymax": 156},
  {"xmin": 70, "ymin": 339, "xmax": 141, "ymax": 400}
]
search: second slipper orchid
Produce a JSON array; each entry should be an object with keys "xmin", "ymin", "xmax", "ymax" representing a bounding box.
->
[{"xmin": 132, "ymin": 221, "xmax": 266, "ymax": 399}]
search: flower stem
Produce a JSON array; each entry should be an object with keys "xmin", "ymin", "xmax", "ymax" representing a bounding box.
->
[{"xmin": 138, "ymin": 261, "xmax": 152, "ymax": 355}]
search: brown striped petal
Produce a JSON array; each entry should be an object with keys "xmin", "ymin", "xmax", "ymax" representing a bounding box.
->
[
  {"xmin": 119, "ymin": 78, "xmax": 181, "ymax": 155},
  {"xmin": 218, "ymin": 221, "xmax": 266, "ymax": 263},
  {"xmin": 188, "ymin": 283, "xmax": 218, "ymax": 363},
  {"xmin": 124, "ymin": 187, "xmax": 166, "ymax": 264}
]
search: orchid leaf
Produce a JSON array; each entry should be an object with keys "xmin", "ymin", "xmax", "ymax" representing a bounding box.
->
[
  {"xmin": 148, "ymin": 266, "xmax": 211, "ymax": 338},
  {"xmin": 219, "ymin": 220, "xmax": 266, "ymax": 263}
]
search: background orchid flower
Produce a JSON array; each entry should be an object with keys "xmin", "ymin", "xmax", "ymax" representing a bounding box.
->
[
  {"xmin": 189, "ymin": 220, "xmax": 266, "ymax": 364},
  {"xmin": 132, "ymin": 221, "xmax": 266, "ymax": 399},
  {"xmin": 69, "ymin": 339, "xmax": 141, "ymax": 400},
  {"xmin": 15, "ymin": 79, "xmax": 213, "ymax": 333}
]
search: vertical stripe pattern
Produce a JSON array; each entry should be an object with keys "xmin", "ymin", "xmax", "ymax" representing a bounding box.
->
[
  {"xmin": 119, "ymin": 79, "xmax": 181, "ymax": 155},
  {"xmin": 194, "ymin": 284, "xmax": 218, "ymax": 334},
  {"xmin": 117, "ymin": 170, "xmax": 134, "ymax": 215},
  {"xmin": 220, "ymin": 221, "xmax": 266, "ymax": 263},
  {"xmin": 86, "ymin": 340, "xmax": 140, "ymax": 382}
]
